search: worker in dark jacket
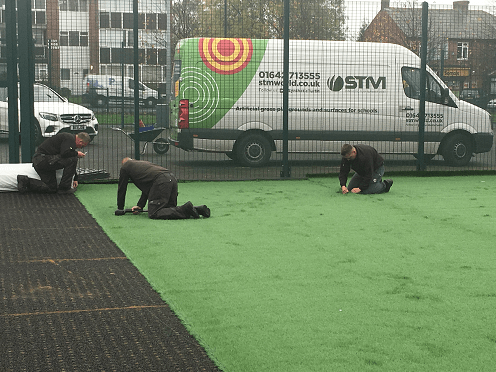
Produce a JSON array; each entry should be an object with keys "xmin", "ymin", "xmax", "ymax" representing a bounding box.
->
[
  {"xmin": 339, "ymin": 144, "xmax": 393, "ymax": 194},
  {"xmin": 17, "ymin": 132, "xmax": 90, "ymax": 193},
  {"xmin": 116, "ymin": 158, "xmax": 210, "ymax": 219}
]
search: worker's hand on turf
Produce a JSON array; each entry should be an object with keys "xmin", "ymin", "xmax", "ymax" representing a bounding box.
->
[
  {"xmin": 115, "ymin": 209, "xmax": 125, "ymax": 216},
  {"xmin": 341, "ymin": 186, "xmax": 349, "ymax": 194},
  {"xmin": 351, "ymin": 188, "xmax": 361, "ymax": 194},
  {"xmin": 132, "ymin": 206, "xmax": 142, "ymax": 214}
]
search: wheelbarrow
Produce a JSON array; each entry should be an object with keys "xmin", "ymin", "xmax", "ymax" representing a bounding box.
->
[{"xmin": 112, "ymin": 125, "xmax": 170, "ymax": 155}]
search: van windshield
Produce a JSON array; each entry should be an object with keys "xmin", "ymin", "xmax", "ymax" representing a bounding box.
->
[{"xmin": 401, "ymin": 67, "xmax": 445, "ymax": 105}]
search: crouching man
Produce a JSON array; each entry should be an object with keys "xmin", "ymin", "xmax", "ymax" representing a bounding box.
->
[
  {"xmin": 339, "ymin": 144, "xmax": 393, "ymax": 195},
  {"xmin": 17, "ymin": 132, "xmax": 89, "ymax": 194},
  {"xmin": 116, "ymin": 157, "xmax": 210, "ymax": 219}
]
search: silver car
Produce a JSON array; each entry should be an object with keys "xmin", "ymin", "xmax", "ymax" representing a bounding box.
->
[{"xmin": 0, "ymin": 83, "xmax": 99, "ymax": 145}]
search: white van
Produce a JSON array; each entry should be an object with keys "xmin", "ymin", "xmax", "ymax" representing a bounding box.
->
[
  {"xmin": 170, "ymin": 38, "xmax": 494, "ymax": 166},
  {"xmin": 83, "ymin": 75, "xmax": 160, "ymax": 107},
  {"xmin": 0, "ymin": 83, "xmax": 98, "ymax": 145}
]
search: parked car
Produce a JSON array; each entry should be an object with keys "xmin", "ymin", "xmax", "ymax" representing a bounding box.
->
[
  {"xmin": 0, "ymin": 83, "xmax": 99, "ymax": 145},
  {"xmin": 459, "ymin": 89, "xmax": 496, "ymax": 110},
  {"xmin": 487, "ymin": 98, "xmax": 496, "ymax": 109}
]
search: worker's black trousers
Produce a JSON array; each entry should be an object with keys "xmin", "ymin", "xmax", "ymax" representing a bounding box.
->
[
  {"xmin": 29, "ymin": 153, "xmax": 78, "ymax": 192},
  {"xmin": 147, "ymin": 173, "xmax": 193, "ymax": 220}
]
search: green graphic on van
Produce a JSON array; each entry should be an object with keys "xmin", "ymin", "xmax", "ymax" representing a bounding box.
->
[{"xmin": 178, "ymin": 38, "xmax": 268, "ymax": 127}]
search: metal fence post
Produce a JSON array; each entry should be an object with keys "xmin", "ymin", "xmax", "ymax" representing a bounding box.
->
[
  {"xmin": 417, "ymin": 1, "xmax": 429, "ymax": 171},
  {"xmin": 18, "ymin": 0, "xmax": 36, "ymax": 162},
  {"xmin": 5, "ymin": 0, "xmax": 19, "ymax": 163},
  {"xmin": 281, "ymin": 0, "xmax": 291, "ymax": 178},
  {"xmin": 133, "ymin": 0, "xmax": 140, "ymax": 160}
]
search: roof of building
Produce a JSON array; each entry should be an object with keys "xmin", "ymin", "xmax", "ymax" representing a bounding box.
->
[{"xmin": 383, "ymin": 6, "xmax": 496, "ymax": 40}]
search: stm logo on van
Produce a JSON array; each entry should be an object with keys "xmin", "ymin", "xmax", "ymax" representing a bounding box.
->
[{"xmin": 327, "ymin": 75, "xmax": 386, "ymax": 92}]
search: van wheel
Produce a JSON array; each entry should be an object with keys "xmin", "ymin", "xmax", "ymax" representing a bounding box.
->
[
  {"xmin": 441, "ymin": 133, "xmax": 474, "ymax": 166},
  {"xmin": 145, "ymin": 98, "xmax": 156, "ymax": 107},
  {"xmin": 153, "ymin": 138, "xmax": 169, "ymax": 154},
  {"xmin": 95, "ymin": 95, "xmax": 107, "ymax": 108},
  {"xmin": 225, "ymin": 151, "xmax": 237, "ymax": 161},
  {"xmin": 236, "ymin": 134, "xmax": 272, "ymax": 167}
]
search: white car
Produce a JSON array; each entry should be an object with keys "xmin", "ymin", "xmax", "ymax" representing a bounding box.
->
[
  {"xmin": 0, "ymin": 83, "xmax": 99, "ymax": 145},
  {"xmin": 487, "ymin": 98, "xmax": 496, "ymax": 109}
]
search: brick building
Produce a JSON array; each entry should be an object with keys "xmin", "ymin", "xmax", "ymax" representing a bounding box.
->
[
  {"xmin": 361, "ymin": 1, "xmax": 496, "ymax": 97},
  {"xmin": 0, "ymin": 0, "xmax": 170, "ymax": 96}
]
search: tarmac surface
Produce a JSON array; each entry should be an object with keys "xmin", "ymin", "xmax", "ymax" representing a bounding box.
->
[{"xmin": 0, "ymin": 191, "xmax": 221, "ymax": 372}]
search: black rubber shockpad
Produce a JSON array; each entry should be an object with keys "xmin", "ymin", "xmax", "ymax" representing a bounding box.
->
[{"xmin": 0, "ymin": 192, "xmax": 221, "ymax": 371}]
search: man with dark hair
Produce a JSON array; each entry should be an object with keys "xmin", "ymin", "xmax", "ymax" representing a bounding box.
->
[
  {"xmin": 17, "ymin": 132, "xmax": 90, "ymax": 194},
  {"xmin": 339, "ymin": 144, "xmax": 393, "ymax": 194},
  {"xmin": 116, "ymin": 158, "xmax": 210, "ymax": 220}
]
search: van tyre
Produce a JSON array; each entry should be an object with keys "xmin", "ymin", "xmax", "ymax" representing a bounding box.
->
[
  {"xmin": 441, "ymin": 133, "xmax": 474, "ymax": 166},
  {"xmin": 95, "ymin": 95, "xmax": 107, "ymax": 108},
  {"xmin": 226, "ymin": 151, "xmax": 237, "ymax": 161},
  {"xmin": 145, "ymin": 97, "xmax": 156, "ymax": 107},
  {"xmin": 236, "ymin": 133, "xmax": 272, "ymax": 167},
  {"xmin": 153, "ymin": 138, "xmax": 169, "ymax": 154}
]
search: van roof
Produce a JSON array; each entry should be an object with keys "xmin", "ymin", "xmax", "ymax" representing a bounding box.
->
[{"xmin": 178, "ymin": 38, "xmax": 420, "ymax": 66}]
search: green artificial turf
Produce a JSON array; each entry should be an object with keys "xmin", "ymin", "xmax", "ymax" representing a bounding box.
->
[{"xmin": 76, "ymin": 176, "xmax": 496, "ymax": 371}]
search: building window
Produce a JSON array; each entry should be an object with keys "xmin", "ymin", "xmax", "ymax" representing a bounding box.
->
[
  {"xmin": 158, "ymin": 49, "xmax": 167, "ymax": 65},
  {"xmin": 69, "ymin": 31, "xmax": 79, "ymax": 46},
  {"xmin": 158, "ymin": 13, "xmax": 167, "ymax": 30},
  {"xmin": 60, "ymin": 31, "xmax": 68, "ymax": 46},
  {"xmin": 100, "ymin": 48, "xmax": 110, "ymax": 64},
  {"xmin": 60, "ymin": 0, "xmax": 87, "ymax": 11},
  {"xmin": 100, "ymin": 12, "xmax": 110, "ymax": 28},
  {"xmin": 80, "ymin": 32, "xmax": 88, "ymax": 47},
  {"xmin": 33, "ymin": 29, "xmax": 44, "ymax": 45},
  {"xmin": 123, "ymin": 13, "xmax": 133, "ymax": 29},
  {"xmin": 111, "ymin": 13, "xmax": 121, "ymax": 28},
  {"xmin": 59, "ymin": 31, "xmax": 88, "ymax": 47},
  {"xmin": 35, "ymin": 11, "xmax": 46, "ymax": 24},
  {"xmin": 457, "ymin": 42, "xmax": 468, "ymax": 60},
  {"xmin": 128, "ymin": 31, "xmax": 134, "ymax": 47},
  {"xmin": 147, "ymin": 48, "xmax": 157, "ymax": 65},
  {"xmin": 33, "ymin": 0, "xmax": 46, "ymax": 9},
  {"xmin": 69, "ymin": 0, "xmax": 78, "ymax": 11},
  {"xmin": 61, "ymin": 68, "xmax": 71, "ymax": 80},
  {"xmin": 146, "ymin": 14, "xmax": 156, "ymax": 30}
]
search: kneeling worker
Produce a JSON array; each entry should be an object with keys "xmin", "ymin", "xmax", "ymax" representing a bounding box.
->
[
  {"xmin": 116, "ymin": 158, "xmax": 210, "ymax": 219},
  {"xmin": 339, "ymin": 144, "xmax": 393, "ymax": 195},
  {"xmin": 17, "ymin": 132, "xmax": 90, "ymax": 194}
]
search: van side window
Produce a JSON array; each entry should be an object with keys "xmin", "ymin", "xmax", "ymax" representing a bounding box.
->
[{"xmin": 402, "ymin": 67, "xmax": 444, "ymax": 104}]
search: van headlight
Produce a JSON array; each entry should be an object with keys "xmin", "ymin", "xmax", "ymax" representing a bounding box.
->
[{"xmin": 39, "ymin": 112, "xmax": 59, "ymax": 121}]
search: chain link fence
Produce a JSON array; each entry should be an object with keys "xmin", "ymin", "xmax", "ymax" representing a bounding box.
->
[{"xmin": 1, "ymin": 0, "xmax": 495, "ymax": 181}]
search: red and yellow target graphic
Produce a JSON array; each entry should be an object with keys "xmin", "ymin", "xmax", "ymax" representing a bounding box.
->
[{"xmin": 199, "ymin": 38, "xmax": 253, "ymax": 75}]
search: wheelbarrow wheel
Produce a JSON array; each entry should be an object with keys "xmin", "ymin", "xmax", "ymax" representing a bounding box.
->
[{"xmin": 153, "ymin": 138, "xmax": 170, "ymax": 154}]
